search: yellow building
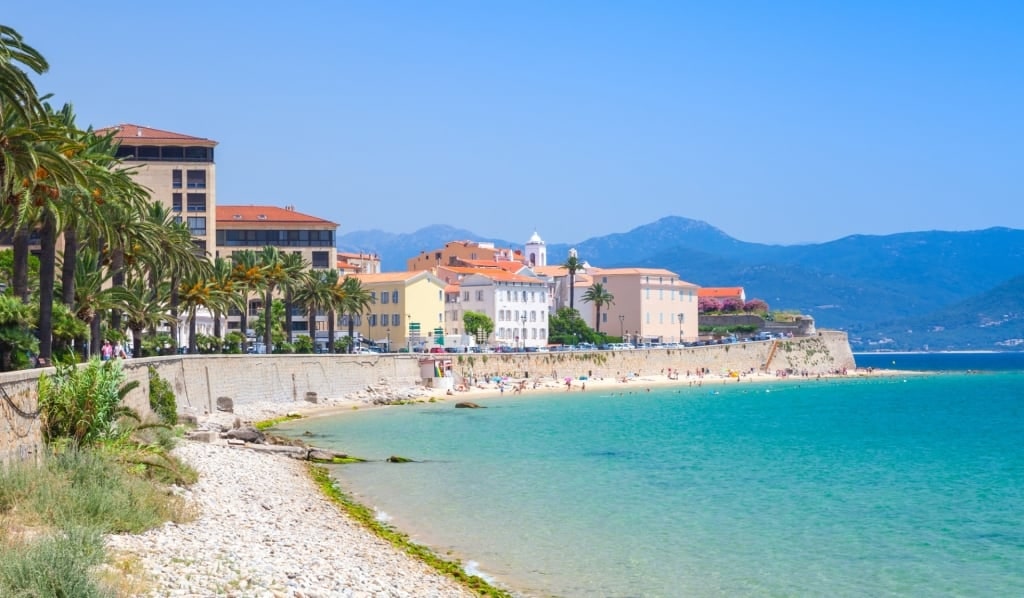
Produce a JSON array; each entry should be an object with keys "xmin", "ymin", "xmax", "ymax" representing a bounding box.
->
[
  {"xmin": 98, "ymin": 124, "xmax": 218, "ymax": 255},
  {"xmin": 590, "ymin": 268, "xmax": 700, "ymax": 343},
  {"xmin": 348, "ymin": 271, "xmax": 446, "ymax": 351}
]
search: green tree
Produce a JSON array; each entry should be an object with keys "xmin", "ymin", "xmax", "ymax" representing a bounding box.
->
[
  {"xmin": 229, "ymin": 249, "xmax": 264, "ymax": 352},
  {"xmin": 548, "ymin": 307, "xmax": 596, "ymax": 345},
  {"xmin": 462, "ymin": 311, "xmax": 494, "ymax": 345},
  {"xmin": 0, "ymin": 293, "xmax": 37, "ymax": 370},
  {"xmin": 339, "ymin": 277, "xmax": 373, "ymax": 354},
  {"xmin": 0, "ymin": 25, "xmax": 49, "ymax": 123},
  {"xmin": 562, "ymin": 253, "xmax": 583, "ymax": 311},
  {"xmin": 581, "ymin": 282, "xmax": 615, "ymax": 333}
]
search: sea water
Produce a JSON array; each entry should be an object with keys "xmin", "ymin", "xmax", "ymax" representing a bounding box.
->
[{"xmin": 277, "ymin": 358, "xmax": 1024, "ymax": 597}]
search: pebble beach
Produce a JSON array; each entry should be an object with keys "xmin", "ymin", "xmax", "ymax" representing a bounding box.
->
[{"xmin": 105, "ymin": 439, "xmax": 476, "ymax": 597}]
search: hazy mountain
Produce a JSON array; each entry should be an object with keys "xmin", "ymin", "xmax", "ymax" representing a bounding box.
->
[
  {"xmin": 337, "ymin": 217, "xmax": 1024, "ymax": 350},
  {"xmin": 855, "ymin": 275, "xmax": 1024, "ymax": 351}
]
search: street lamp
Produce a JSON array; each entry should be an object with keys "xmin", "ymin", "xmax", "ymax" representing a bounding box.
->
[
  {"xmin": 618, "ymin": 314, "xmax": 625, "ymax": 340},
  {"xmin": 521, "ymin": 314, "xmax": 528, "ymax": 351},
  {"xmin": 386, "ymin": 328, "xmax": 390, "ymax": 353},
  {"xmin": 678, "ymin": 312, "xmax": 684, "ymax": 344}
]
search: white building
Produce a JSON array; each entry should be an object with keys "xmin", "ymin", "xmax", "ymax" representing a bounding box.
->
[{"xmin": 458, "ymin": 271, "xmax": 549, "ymax": 349}]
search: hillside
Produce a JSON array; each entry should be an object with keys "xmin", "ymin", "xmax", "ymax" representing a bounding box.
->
[{"xmin": 336, "ymin": 217, "xmax": 1024, "ymax": 350}]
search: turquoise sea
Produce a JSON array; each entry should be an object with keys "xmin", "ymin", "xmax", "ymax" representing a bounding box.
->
[{"xmin": 277, "ymin": 353, "xmax": 1024, "ymax": 597}]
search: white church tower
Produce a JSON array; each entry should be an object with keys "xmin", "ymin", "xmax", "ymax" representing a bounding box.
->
[{"xmin": 525, "ymin": 231, "xmax": 547, "ymax": 267}]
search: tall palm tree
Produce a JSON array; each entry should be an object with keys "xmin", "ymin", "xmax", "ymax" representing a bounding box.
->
[
  {"xmin": 339, "ymin": 276, "xmax": 373, "ymax": 353},
  {"xmin": 178, "ymin": 266, "xmax": 222, "ymax": 354},
  {"xmin": 581, "ymin": 282, "xmax": 615, "ymax": 333},
  {"xmin": 279, "ymin": 252, "xmax": 309, "ymax": 345},
  {"xmin": 294, "ymin": 268, "xmax": 336, "ymax": 352},
  {"xmin": 0, "ymin": 25, "xmax": 48, "ymax": 123},
  {"xmin": 562, "ymin": 253, "xmax": 583, "ymax": 312},
  {"xmin": 208, "ymin": 256, "xmax": 239, "ymax": 343},
  {"xmin": 229, "ymin": 249, "xmax": 264, "ymax": 352}
]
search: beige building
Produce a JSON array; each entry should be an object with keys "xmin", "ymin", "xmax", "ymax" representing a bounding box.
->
[
  {"xmin": 348, "ymin": 271, "xmax": 446, "ymax": 351},
  {"xmin": 215, "ymin": 204, "xmax": 337, "ymax": 269},
  {"xmin": 407, "ymin": 240, "xmax": 522, "ymax": 272},
  {"xmin": 590, "ymin": 268, "xmax": 700, "ymax": 343},
  {"xmin": 98, "ymin": 124, "xmax": 218, "ymax": 255},
  {"xmin": 337, "ymin": 251, "xmax": 381, "ymax": 275}
]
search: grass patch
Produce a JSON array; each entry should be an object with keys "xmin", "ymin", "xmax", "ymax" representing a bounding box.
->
[
  {"xmin": 308, "ymin": 465, "xmax": 512, "ymax": 597},
  {"xmin": 0, "ymin": 447, "xmax": 196, "ymax": 596},
  {"xmin": 254, "ymin": 413, "xmax": 304, "ymax": 430}
]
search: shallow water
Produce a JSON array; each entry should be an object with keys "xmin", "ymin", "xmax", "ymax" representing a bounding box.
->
[{"xmin": 278, "ymin": 366, "xmax": 1024, "ymax": 597}]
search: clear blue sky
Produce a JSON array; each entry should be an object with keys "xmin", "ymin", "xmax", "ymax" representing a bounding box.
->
[{"xmin": 6, "ymin": 2, "xmax": 1022, "ymax": 245}]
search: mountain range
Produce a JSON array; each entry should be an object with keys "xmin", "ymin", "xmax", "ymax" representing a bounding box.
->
[{"xmin": 337, "ymin": 217, "xmax": 1024, "ymax": 351}]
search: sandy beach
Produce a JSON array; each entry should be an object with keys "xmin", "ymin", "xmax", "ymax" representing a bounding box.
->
[{"xmin": 107, "ymin": 366, "xmax": 914, "ymax": 596}]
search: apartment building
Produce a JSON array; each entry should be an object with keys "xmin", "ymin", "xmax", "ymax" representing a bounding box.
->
[
  {"xmin": 407, "ymin": 240, "xmax": 523, "ymax": 272},
  {"xmin": 97, "ymin": 124, "xmax": 218, "ymax": 254},
  {"xmin": 590, "ymin": 268, "xmax": 700, "ymax": 343},
  {"xmin": 347, "ymin": 271, "xmax": 446, "ymax": 351},
  {"xmin": 458, "ymin": 271, "xmax": 550, "ymax": 349}
]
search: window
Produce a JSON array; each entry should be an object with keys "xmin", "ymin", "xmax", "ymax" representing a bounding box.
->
[
  {"xmin": 186, "ymin": 170, "xmax": 206, "ymax": 189},
  {"xmin": 370, "ymin": 291, "xmax": 377, "ymax": 302},
  {"xmin": 172, "ymin": 193, "xmax": 182, "ymax": 211},
  {"xmin": 186, "ymin": 193, "xmax": 206, "ymax": 212},
  {"xmin": 646, "ymin": 288, "xmax": 650, "ymax": 299},
  {"xmin": 463, "ymin": 291, "xmax": 470, "ymax": 301},
  {"xmin": 392, "ymin": 291, "xmax": 399, "ymax": 304},
  {"xmin": 171, "ymin": 170, "xmax": 182, "ymax": 189},
  {"xmin": 476, "ymin": 290, "xmax": 484, "ymax": 301},
  {"xmin": 187, "ymin": 216, "xmax": 206, "ymax": 236},
  {"xmin": 381, "ymin": 292, "xmax": 389, "ymax": 304},
  {"xmin": 369, "ymin": 314, "xmax": 377, "ymax": 327},
  {"xmin": 602, "ymin": 313, "xmax": 607, "ymax": 323},
  {"xmin": 311, "ymin": 251, "xmax": 329, "ymax": 268},
  {"xmin": 392, "ymin": 314, "xmax": 400, "ymax": 326}
]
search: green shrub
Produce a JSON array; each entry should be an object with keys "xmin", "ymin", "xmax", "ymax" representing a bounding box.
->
[
  {"xmin": 223, "ymin": 331, "xmax": 245, "ymax": 354},
  {"xmin": 293, "ymin": 335, "xmax": 315, "ymax": 353},
  {"xmin": 38, "ymin": 359, "xmax": 139, "ymax": 447},
  {"xmin": 148, "ymin": 366, "xmax": 177, "ymax": 425},
  {"xmin": 0, "ymin": 526, "xmax": 107, "ymax": 598}
]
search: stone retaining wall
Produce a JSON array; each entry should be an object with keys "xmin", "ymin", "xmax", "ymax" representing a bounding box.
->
[{"xmin": 1, "ymin": 331, "xmax": 854, "ymax": 467}]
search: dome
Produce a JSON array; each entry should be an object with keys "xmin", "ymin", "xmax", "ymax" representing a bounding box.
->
[{"xmin": 526, "ymin": 231, "xmax": 545, "ymax": 245}]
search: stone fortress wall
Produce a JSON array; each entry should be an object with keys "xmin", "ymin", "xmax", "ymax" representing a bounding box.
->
[{"xmin": 2, "ymin": 331, "xmax": 854, "ymax": 466}]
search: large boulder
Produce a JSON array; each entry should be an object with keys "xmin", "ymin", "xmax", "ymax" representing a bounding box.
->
[
  {"xmin": 225, "ymin": 425, "xmax": 265, "ymax": 444},
  {"xmin": 216, "ymin": 396, "xmax": 234, "ymax": 413},
  {"xmin": 455, "ymin": 402, "xmax": 485, "ymax": 409}
]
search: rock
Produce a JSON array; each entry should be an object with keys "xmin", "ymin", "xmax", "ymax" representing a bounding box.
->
[
  {"xmin": 225, "ymin": 425, "xmax": 265, "ymax": 444},
  {"xmin": 387, "ymin": 455, "xmax": 414, "ymax": 463},
  {"xmin": 187, "ymin": 430, "xmax": 218, "ymax": 443},
  {"xmin": 455, "ymin": 402, "xmax": 484, "ymax": 409},
  {"xmin": 308, "ymin": 449, "xmax": 347, "ymax": 462},
  {"xmin": 216, "ymin": 396, "xmax": 234, "ymax": 413},
  {"xmin": 178, "ymin": 413, "xmax": 199, "ymax": 427},
  {"xmin": 304, "ymin": 392, "xmax": 318, "ymax": 404}
]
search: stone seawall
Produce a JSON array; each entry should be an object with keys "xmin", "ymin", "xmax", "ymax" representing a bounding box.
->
[{"xmin": 1, "ymin": 331, "xmax": 854, "ymax": 467}]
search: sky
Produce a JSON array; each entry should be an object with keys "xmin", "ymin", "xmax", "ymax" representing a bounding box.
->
[{"xmin": 5, "ymin": 2, "xmax": 1023, "ymax": 245}]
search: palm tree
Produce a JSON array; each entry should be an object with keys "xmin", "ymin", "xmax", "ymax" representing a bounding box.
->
[
  {"xmin": 294, "ymin": 269, "xmax": 337, "ymax": 352},
  {"xmin": 208, "ymin": 256, "xmax": 240, "ymax": 344},
  {"xmin": 229, "ymin": 249, "xmax": 264, "ymax": 352},
  {"xmin": 562, "ymin": 253, "xmax": 583, "ymax": 312},
  {"xmin": 108, "ymin": 276, "xmax": 172, "ymax": 358},
  {"xmin": 279, "ymin": 252, "xmax": 309, "ymax": 345},
  {"xmin": 581, "ymin": 282, "xmax": 615, "ymax": 333},
  {"xmin": 339, "ymin": 277, "xmax": 373, "ymax": 353},
  {"xmin": 257, "ymin": 247, "xmax": 305, "ymax": 351},
  {"xmin": 0, "ymin": 26, "xmax": 48, "ymax": 123}
]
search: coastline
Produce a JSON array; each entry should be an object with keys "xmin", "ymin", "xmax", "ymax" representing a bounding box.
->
[{"xmin": 109, "ymin": 366, "xmax": 920, "ymax": 596}]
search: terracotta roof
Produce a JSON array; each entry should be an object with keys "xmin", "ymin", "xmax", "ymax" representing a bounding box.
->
[
  {"xmin": 462, "ymin": 271, "xmax": 546, "ymax": 284},
  {"xmin": 698, "ymin": 287, "xmax": 745, "ymax": 297},
  {"xmin": 350, "ymin": 271, "xmax": 443, "ymax": 285},
  {"xmin": 458, "ymin": 259, "xmax": 526, "ymax": 272},
  {"xmin": 444, "ymin": 284, "xmax": 460, "ymax": 293},
  {"xmin": 217, "ymin": 205, "xmax": 337, "ymax": 226},
  {"xmin": 95, "ymin": 123, "xmax": 217, "ymax": 146}
]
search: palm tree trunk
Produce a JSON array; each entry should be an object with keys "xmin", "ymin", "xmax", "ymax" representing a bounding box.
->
[
  {"xmin": 239, "ymin": 293, "xmax": 249, "ymax": 352},
  {"xmin": 328, "ymin": 309, "xmax": 337, "ymax": 353},
  {"xmin": 189, "ymin": 309, "xmax": 198, "ymax": 354},
  {"xmin": 12, "ymin": 226, "xmax": 30, "ymax": 303},
  {"xmin": 110, "ymin": 248, "xmax": 124, "ymax": 333},
  {"xmin": 285, "ymin": 291, "xmax": 294, "ymax": 345},
  {"xmin": 131, "ymin": 325, "xmax": 143, "ymax": 358},
  {"xmin": 308, "ymin": 306, "xmax": 317, "ymax": 348},
  {"xmin": 61, "ymin": 227, "xmax": 77, "ymax": 306},
  {"xmin": 569, "ymin": 276, "xmax": 575, "ymax": 311},
  {"xmin": 169, "ymin": 275, "xmax": 180, "ymax": 350},
  {"xmin": 37, "ymin": 214, "xmax": 57, "ymax": 364},
  {"xmin": 347, "ymin": 316, "xmax": 356, "ymax": 354},
  {"xmin": 264, "ymin": 287, "xmax": 274, "ymax": 352},
  {"xmin": 90, "ymin": 317, "xmax": 101, "ymax": 357},
  {"xmin": 595, "ymin": 305, "xmax": 601, "ymax": 333}
]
